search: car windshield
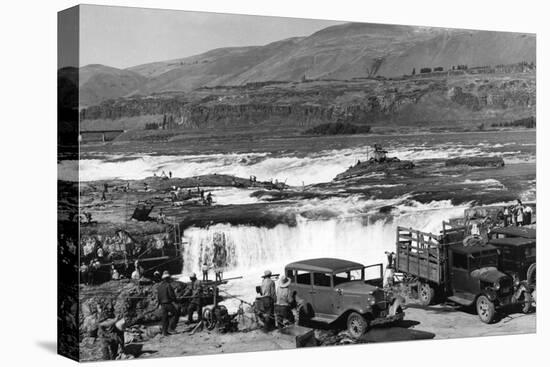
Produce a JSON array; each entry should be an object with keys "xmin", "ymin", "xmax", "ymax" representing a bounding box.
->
[{"xmin": 333, "ymin": 268, "xmax": 363, "ymax": 285}]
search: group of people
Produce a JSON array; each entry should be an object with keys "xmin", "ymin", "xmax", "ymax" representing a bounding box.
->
[
  {"xmin": 154, "ymin": 170, "xmax": 173, "ymax": 179},
  {"xmin": 157, "ymin": 271, "xmax": 204, "ymax": 336},
  {"xmin": 201, "ymin": 261, "xmax": 224, "ymax": 281},
  {"xmin": 503, "ymin": 199, "xmax": 533, "ymax": 226},
  {"xmin": 258, "ymin": 270, "xmax": 295, "ymax": 328},
  {"xmin": 170, "ymin": 185, "xmax": 214, "ymax": 206}
]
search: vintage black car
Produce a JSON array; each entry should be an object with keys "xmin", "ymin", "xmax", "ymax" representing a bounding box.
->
[{"xmin": 285, "ymin": 258, "xmax": 404, "ymax": 339}]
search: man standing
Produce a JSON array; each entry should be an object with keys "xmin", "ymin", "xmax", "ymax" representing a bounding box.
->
[
  {"xmin": 275, "ymin": 275, "xmax": 294, "ymax": 327},
  {"xmin": 201, "ymin": 261, "xmax": 210, "ymax": 281},
  {"xmin": 157, "ymin": 271, "xmax": 179, "ymax": 336},
  {"xmin": 261, "ymin": 270, "xmax": 276, "ymax": 328},
  {"xmin": 185, "ymin": 272, "xmax": 203, "ymax": 324}
]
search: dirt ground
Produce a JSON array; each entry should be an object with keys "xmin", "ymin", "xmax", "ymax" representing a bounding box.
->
[{"xmin": 128, "ymin": 304, "xmax": 535, "ymax": 359}]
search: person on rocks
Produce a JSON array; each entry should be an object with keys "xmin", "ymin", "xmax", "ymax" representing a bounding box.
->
[
  {"xmin": 111, "ymin": 265, "xmax": 121, "ymax": 280},
  {"xmin": 157, "ymin": 271, "xmax": 180, "ymax": 336},
  {"xmin": 514, "ymin": 199, "xmax": 525, "ymax": 226},
  {"xmin": 201, "ymin": 261, "xmax": 211, "ymax": 281},
  {"xmin": 503, "ymin": 206, "xmax": 511, "ymax": 227},
  {"xmin": 185, "ymin": 272, "xmax": 203, "ymax": 324},
  {"xmin": 97, "ymin": 303, "xmax": 125, "ymax": 360},
  {"xmin": 153, "ymin": 270, "xmax": 161, "ymax": 283},
  {"xmin": 131, "ymin": 260, "xmax": 144, "ymax": 281},
  {"xmin": 157, "ymin": 208, "xmax": 166, "ymax": 224},
  {"xmin": 169, "ymin": 171, "xmax": 172, "ymax": 179},
  {"xmin": 524, "ymin": 205, "xmax": 533, "ymax": 225},
  {"xmin": 206, "ymin": 192, "xmax": 213, "ymax": 206},
  {"xmin": 214, "ymin": 264, "xmax": 224, "ymax": 282},
  {"xmin": 274, "ymin": 275, "xmax": 295, "ymax": 327}
]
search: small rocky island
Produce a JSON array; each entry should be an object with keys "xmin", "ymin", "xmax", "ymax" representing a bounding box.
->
[{"xmin": 334, "ymin": 144, "xmax": 415, "ymax": 181}]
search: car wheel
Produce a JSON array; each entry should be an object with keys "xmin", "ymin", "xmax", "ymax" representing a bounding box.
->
[
  {"xmin": 419, "ymin": 282, "xmax": 435, "ymax": 306},
  {"xmin": 476, "ymin": 295, "xmax": 496, "ymax": 324},
  {"xmin": 521, "ymin": 292, "xmax": 533, "ymax": 314},
  {"xmin": 347, "ymin": 312, "xmax": 369, "ymax": 339},
  {"xmin": 202, "ymin": 308, "xmax": 216, "ymax": 330}
]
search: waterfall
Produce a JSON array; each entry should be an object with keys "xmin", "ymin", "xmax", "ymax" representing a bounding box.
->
[{"xmin": 180, "ymin": 204, "xmax": 467, "ymax": 276}]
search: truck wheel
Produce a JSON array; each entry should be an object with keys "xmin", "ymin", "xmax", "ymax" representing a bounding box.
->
[
  {"xmin": 521, "ymin": 292, "xmax": 533, "ymax": 314},
  {"xmin": 419, "ymin": 282, "xmax": 435, "ymax": 306},
  {"xmin": 347, "ymin": 312, "xmax": 369, "ymax": 339},
  {"xmin": 476, "ymin": 295, "xmax": 496, "ymax": 324},
  {"xmin": 527, "ymin": 263, "xmax": 536, "ymax": 286}
]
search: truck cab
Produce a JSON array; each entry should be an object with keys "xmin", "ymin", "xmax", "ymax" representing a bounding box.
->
[
  {"xmin": 285, "ymin": 258, "xmax": 403, "ymax": 339},
  {"xmin": 447, "ymin": 243, "xmax": 514, "ymax": 321},
  {"xmin": 488, "ymin": 226, "xmax": 536, "ymax": 284}
]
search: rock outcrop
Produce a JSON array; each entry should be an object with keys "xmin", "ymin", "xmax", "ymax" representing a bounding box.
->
[{"xmin": 445, "ymin": 156, "xmax": 505, "ymax": 168}]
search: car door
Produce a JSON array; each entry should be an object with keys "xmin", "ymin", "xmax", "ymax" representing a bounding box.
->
[
  {"xmin": 292, "ymin": 269, "xmax": 313, "ymax": 306},
  {"xmin": 311, "ymin": 272, "xmax": 335, "ymax": 315},
  {"xmin": 451, "ymin": 251, "xmax": 478, "ymax": 296}
]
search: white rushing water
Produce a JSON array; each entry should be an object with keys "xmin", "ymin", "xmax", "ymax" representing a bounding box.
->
[
  {"xmin": 180, "ymin": 201, "xmax": 467, "ymax": 276},
  {"xmin": 61, "ymin": 140, "xmax": 532, "ymax": 185}
]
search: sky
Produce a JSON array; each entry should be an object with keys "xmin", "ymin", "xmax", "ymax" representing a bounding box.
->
[{"xmin": 78, "ymin": 5, "xmax": 343, "ymax": 69}]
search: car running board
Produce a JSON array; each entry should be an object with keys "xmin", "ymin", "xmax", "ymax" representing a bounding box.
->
[
  {"xmin": 310, "ymin": 314, "xmax": 338, "ymax": 324},
  {"xmin": 447, "ymin": 295, "xmax": 475, "ymax": 306}
]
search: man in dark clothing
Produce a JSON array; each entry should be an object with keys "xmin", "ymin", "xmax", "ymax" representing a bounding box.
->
[
  {"xmin": 157, "ymin": 271, "xmax": 180, "ymax": 336},
  {"xmin": 185, "ymin": 272, "xmax": 203, "ymax": 324},
  {"xmin": 97, "ymin": 303, "xmax": 124, "ymax": 360}
]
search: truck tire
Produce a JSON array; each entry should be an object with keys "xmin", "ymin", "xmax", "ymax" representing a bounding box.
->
[
  {"xmin": 419, "ymin": 282, "xmax": 435, "ymax": 306},
  {"xmin": 526, "ymin": 263, "xmax": 536, "ymax": 286},
  {"xmin": 347, "ymin": 312, "xmax": 369, "ymax": 339},
  {"xmin": 476, "ymin": 295, "xmax": 496, "ymax": 324}
]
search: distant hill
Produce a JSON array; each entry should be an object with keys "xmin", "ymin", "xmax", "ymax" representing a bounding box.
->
[
  {"xmin": 79, "ymin": 22, "xmax": 535, "ymax": 106},
  {"xmin": 79, "ymin": 64, "xmax": 147, "ymax": 106}
]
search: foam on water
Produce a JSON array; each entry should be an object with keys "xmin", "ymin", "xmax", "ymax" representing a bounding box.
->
[
  {"xmin": 68, "ymin": 140, "xmax": 532, "ymax": 185},
  {"xmin": 180, "ymin": 200, "xmax": 468, "ymax": 277}
]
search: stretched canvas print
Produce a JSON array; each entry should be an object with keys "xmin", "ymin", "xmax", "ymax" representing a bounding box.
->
[{"xmin": 58, "ymin": 4, "xmax": 536, "ymax": 362}]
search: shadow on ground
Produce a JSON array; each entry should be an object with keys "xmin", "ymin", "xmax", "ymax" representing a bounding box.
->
[
  {"xmin": 36, "ymin": 341, "xmax": 57, "ymax": 354},
  {"xmin": 124, "ymin": 343, "xmax": 158, "ymax": 358}
]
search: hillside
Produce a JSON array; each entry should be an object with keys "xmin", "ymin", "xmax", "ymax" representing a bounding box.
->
[
  {"xmin": 80, "ymin": 67, "xmax": 536, "ymax": 138},
  {"xmin": 79, "ymin": 64, "xmax": 147, "ymax": 106},
  {"xmin": 78, "ymin": 22, "xmax": 536, "ymax": 107}
]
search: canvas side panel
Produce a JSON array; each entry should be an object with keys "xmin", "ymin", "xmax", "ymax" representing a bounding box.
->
[{"xmin": 57, "ymin": 5, "xmax": 80, "ymax": 362}]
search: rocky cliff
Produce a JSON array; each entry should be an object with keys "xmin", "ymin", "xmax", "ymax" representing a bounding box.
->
[{"xmin": 80, "ymin": 68, "xmax": 536, "ymax": 133}]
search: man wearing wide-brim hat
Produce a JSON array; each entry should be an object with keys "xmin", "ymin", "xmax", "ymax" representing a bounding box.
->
[
  {"xmin": 275, "ymin": 275, "xmax": 295, "ymax": 327},
  {"xmin": 157, "ymin": 271, "xmax": 179, "ymax": 336},
  {"xmin": 259, "ymin": 270, "xmax": 276, "ymax": 329}
]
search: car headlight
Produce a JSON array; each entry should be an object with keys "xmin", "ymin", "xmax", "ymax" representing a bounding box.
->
[
  {"xmin": 493, "ymin": 281, "xmax": 500, "ymax": 291},
  {"xmin": 367, "ymin": 297, "xmax": 376, "ymax": 305}
]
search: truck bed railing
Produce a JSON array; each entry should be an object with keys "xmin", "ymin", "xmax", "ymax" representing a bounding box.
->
[{"xmin": 395, "ymin": 226, "xmax": 447, "ymax": 285}]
